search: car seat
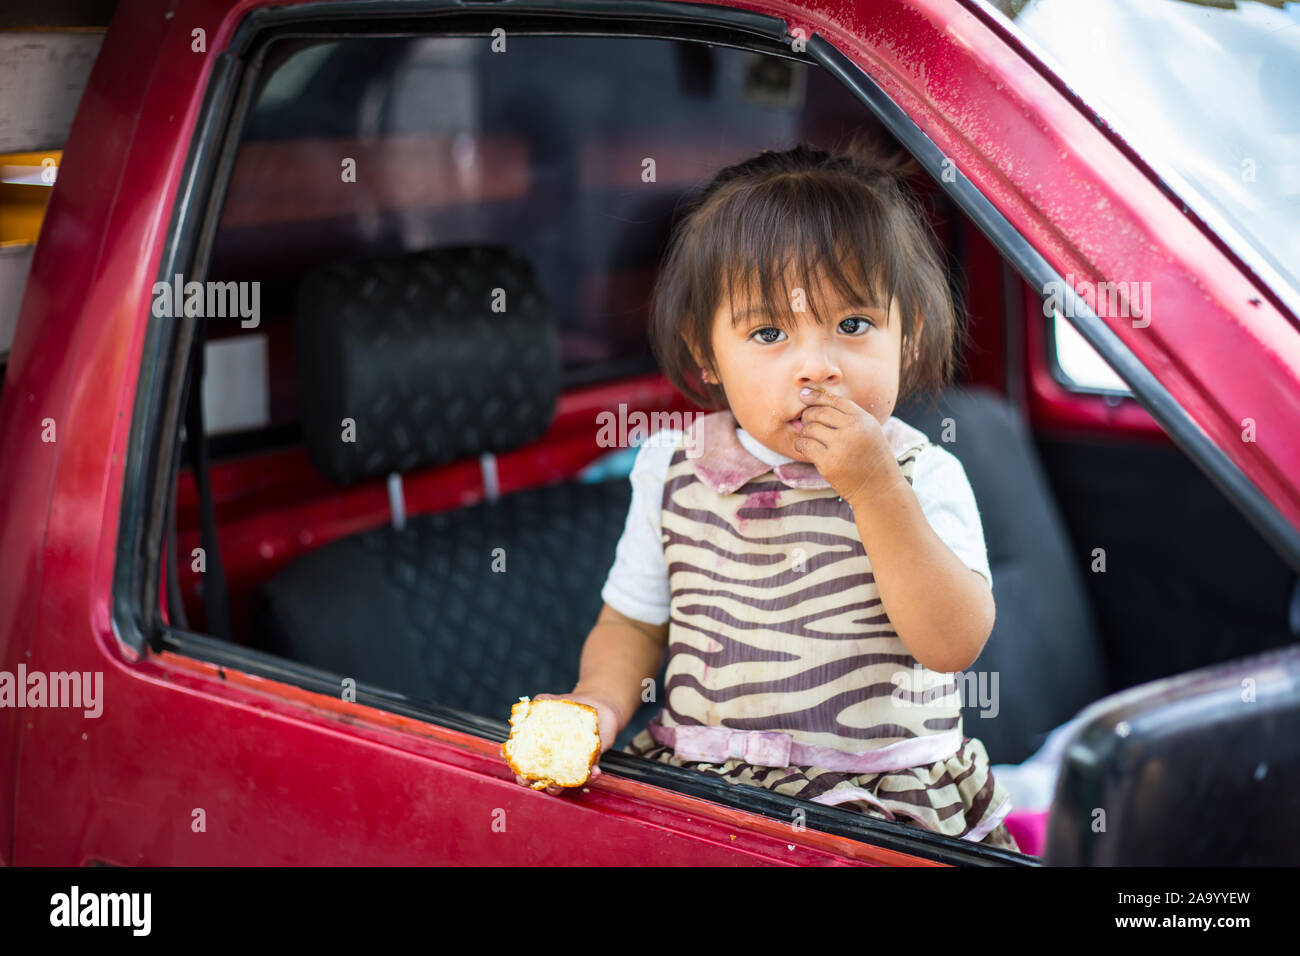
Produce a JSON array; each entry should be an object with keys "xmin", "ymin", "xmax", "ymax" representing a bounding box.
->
[{"xmin": 250, "ymin": 245, "xmax": 634, "ymax": 721}]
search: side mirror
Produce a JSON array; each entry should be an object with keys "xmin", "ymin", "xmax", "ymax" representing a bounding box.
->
[{"xmin": 1045, "ymin": 643, "xmax": 1300, "ymax": 866}]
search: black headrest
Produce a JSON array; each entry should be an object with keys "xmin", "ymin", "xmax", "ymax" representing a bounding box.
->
[{"xmin": 293, "ymin": 245, "xmax": 559, "ymax": 486}]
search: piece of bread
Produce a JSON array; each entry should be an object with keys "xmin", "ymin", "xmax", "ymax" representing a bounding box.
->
[{"xmin": 502, "ymin": 697, "xmax": 601, "ymax": 790}]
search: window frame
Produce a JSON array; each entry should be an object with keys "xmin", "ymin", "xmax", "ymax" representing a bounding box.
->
[{"xmin": 113, "ymin": 0, "xmax": 1297, "ymax": 867}]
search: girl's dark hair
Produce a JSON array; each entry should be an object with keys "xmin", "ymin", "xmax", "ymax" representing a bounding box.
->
[{"xmin": 648, "ymin": 132, "xmax": 961, "ymax": 410}]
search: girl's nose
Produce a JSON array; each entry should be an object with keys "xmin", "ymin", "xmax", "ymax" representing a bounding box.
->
[{"xmin": 795, "ymin": 342, "xmax": 842, "ymax": 386}]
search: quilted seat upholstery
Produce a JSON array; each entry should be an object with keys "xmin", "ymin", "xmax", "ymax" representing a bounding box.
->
[
  {"xmin": 254, "ymin": 477, "xmax": 632, "ymax": 718},
  {"xmin": 293, "ymin": 244, "xmax": 559, "ymax": 484},
  {"xmin": 253, "ymin": 245, "xmax": 635, "ymax": 728}
]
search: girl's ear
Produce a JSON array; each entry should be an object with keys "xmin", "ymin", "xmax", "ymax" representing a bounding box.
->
[
  {"xmin": 688, "ymin": 344, "xmax": 715, "ymax": 383},
  {"xmin": 904, "ymin": 313, "xmax": 924, "ymax": 364}
]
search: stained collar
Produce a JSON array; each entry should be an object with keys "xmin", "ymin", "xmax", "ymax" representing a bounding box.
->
[{"xmin": 686, "ymin": 409, "xmax": 929, "ymax": 495}]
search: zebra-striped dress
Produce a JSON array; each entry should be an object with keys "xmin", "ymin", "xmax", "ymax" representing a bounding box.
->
[{"xmin": 622, "ymin": 409, "xmax": 1019, "ymax": 851}]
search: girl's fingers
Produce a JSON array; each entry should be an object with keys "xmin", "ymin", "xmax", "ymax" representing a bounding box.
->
[
  {"xmin": 793, "ymin": 434, "xmax": 827, "ymax": 456},
  {"xmin": 799, "ymin": 420, "xmax": 834, "ymax": 442},
  {"xmin": 799, "ymin": 405, "xmax": 847, "ymax": 427},
  {"xmin": 801, "ymin": 386, "xmax": 861, "ymax": 416}
]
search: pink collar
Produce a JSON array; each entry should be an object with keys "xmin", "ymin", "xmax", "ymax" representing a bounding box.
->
[{"xmin": 686, "ymin": 409, "xmax": 929, "ymax": 495}]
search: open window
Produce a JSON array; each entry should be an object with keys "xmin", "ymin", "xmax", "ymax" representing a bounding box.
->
[{"xmin": 115, "ymin": 2, "xmax": 1299, "ymax": 867}]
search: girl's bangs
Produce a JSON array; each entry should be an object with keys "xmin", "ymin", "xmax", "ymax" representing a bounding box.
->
[{"xmin": 715, "ymin": 188, "xmax": 898, "ymax": 333}]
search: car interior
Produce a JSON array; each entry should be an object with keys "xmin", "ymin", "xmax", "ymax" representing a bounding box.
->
[{"xmin": 161, "ymin": 31, "xmax": 1300, "ymax": 858}]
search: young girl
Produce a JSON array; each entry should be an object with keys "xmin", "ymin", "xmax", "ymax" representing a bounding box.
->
[{"xmin": 522, "ymin": 138, "xmax": 1019, "ymax": 852}]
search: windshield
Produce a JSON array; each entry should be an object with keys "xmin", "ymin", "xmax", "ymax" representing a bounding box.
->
[{"xmin": 980, "ymin": 0, "xmax": 1300, "ymax": 303}]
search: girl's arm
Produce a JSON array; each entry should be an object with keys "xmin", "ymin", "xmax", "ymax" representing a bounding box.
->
[
  {"xmin": 849, "ymin": 473, "xmax": 995, "ymax": 673},
  {"xmin": 794, "ymin": 386, "xmax": 994, "ymax": 673},
  {"xmin": 572, "ymin": 603, "xmax": 669, "ymax": 736}
]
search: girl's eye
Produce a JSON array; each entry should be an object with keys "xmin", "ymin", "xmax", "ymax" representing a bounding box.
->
[
  {"xmin": 750, "ymin": 326, "xmax": 786, "ymax": 344},
  {"xmin": 839, "ymin": 316, "xmax": 873, "ymax": 335}
]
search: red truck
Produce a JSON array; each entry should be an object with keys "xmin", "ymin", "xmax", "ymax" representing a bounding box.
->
[{"xmin": 2, "ymin": 0, "xmax": 1298, "ymax": 866}]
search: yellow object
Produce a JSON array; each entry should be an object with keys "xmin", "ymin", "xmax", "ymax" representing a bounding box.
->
[
  {"xmin": 0, "ymin": 150, "xmax": 61, "ymax": 247},
  {"xmin": 501, "ymin": 697, "xmax": 601, "ymax": 790}
]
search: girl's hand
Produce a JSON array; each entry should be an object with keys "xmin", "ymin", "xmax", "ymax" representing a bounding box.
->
[
  {"xmin": 511, "ymin": 689, "xmax": 625, "ymax": 795},
  {"xmin": 794, "ymin": 385, "xmax": 906, "ymax": 508}
]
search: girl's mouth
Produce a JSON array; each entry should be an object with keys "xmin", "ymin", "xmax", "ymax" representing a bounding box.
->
[{"xmin": 788, "ymin": 412, "xmax": 804, "ymax": 431}]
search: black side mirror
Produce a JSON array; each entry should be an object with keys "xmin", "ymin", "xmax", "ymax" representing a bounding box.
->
[{"xmin": 1045, "ymin": 643, "xmax": 1300, "ymax": 866}]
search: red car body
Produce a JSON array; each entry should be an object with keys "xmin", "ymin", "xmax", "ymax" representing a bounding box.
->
[{"xmin": 1, "ymin": 0, "xmax": 1296, "ymax": 866}]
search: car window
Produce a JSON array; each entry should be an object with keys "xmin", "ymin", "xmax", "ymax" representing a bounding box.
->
[{"xmin": 980, "ymin": 0, "xmax": 1300, "ymax": 302}]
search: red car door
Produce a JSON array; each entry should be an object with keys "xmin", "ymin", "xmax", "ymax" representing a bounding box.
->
[{"xmin": 1, "ymin": 0, "xmax": 1295, "ymax": 866}]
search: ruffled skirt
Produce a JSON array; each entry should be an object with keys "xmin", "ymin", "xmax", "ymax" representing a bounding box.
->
[{"xmin": 623, "ymin": 727, "xmax": 1020, "ymax": 853}]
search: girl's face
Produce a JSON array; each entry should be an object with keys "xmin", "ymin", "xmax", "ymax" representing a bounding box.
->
[{"xmin": 700, "ymin": 277, "xmax": 910, "ymax": 463}]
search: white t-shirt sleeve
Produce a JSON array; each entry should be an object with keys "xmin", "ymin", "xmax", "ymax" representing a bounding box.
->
[
  {"xmin": 598, "ymin": 430, "xmax": 681, "ymax": 626},
  {"xmin": 910, "ymin": 445, "xmax": 994, "ymax": 588}
]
